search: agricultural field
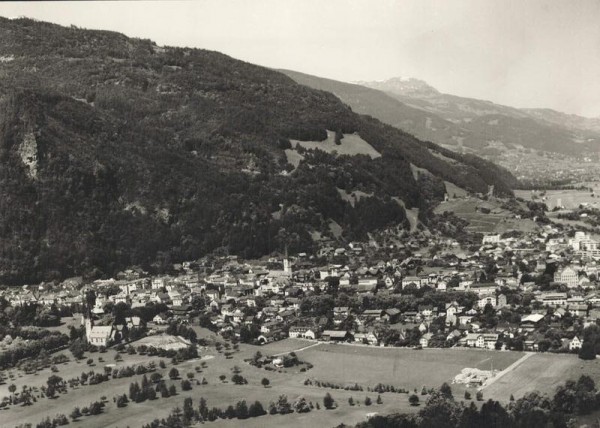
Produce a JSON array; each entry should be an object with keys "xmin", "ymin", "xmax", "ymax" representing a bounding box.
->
[
  {"xmin": 434, "ymin": 197, "xmax": 539, "ymax": 234},
  {"xmin": 515, "ymin": 187, "xmax": 600, "ymax": 210},
  {"xmin": 296, "ymin": 343, "xmax": 523, "ymax": 395},
  {"xmin": 444, "ymin": 181, "xmax": 469, "ymax": 199}
]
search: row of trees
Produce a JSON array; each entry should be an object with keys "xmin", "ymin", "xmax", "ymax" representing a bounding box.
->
[{"xmin": 357, "ymin": 376, "xmax": 600, "ymax": 428}]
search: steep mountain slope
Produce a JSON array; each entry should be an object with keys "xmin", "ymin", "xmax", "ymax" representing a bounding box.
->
[
  {"xmin": 0, "ymin": 17, "xmax": 516, "ymax": 284},
  {"xmin": 356, "ymin": 77, "xmax": 600, "ymax": 155}
]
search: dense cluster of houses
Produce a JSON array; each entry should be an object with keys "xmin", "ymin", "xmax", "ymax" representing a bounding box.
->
[{"xmin": 2, "ymin": 226, "xmax": 600, "ymax": 354}]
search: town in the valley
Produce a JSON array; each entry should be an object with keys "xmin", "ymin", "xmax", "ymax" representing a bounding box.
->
[
  {"xmin": 4, "ymin": 191, "xmax": 600, "ymax": 357},
  {"xmin": 8, "ymin": 194, "xmax": 600, "ymax": 428},
  {"xmin": 3, "ymin": 3, "xmax": 600, "ymax": 427}
]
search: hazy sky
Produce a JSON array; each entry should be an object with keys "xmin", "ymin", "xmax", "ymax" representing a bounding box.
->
[{"xmin": 1, "ymin": 0, "xmax": 599, "ymax": 117}]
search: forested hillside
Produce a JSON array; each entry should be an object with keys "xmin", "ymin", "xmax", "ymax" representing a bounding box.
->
[{"xmin": 0, "ymin": 17, "xmax": 516, "ymax": 284}]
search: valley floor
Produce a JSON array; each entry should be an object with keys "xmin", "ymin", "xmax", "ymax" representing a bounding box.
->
[{"xmin": 3, "ymin": 336, "xmax": 596, "ymax": 427}]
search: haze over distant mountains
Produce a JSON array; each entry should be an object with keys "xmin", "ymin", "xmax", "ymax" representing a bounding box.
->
[{"xmin": 282, "ymin": 71, "xmax": 600, "ymax": 157}]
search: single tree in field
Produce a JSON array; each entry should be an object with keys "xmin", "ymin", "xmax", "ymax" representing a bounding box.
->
[
  {"xmin": 376, "ymin": 394, "xmax": 382, "ymax": 404},
  {"xmin": 46, "ymin": 384, "xmax": 56, "ymax": 399},
  {"xmin": 334, "ymin": 129, "xmax": 343, "ymax": 145},
  {"xmin": 439, "ymin": 382, "xmax": 453, "ymax": 399},
  {"xmin": 261, "ymin": 377, "xmax": 270, "ymax": 388},
  {"xmin": 323, "ymin": 392, "xmax": 335, "ymax": 409},
  {"xmin": 579, "ymin": 341, "xmax": 596, "ymax": 360},
  {"xmin": 476, "ymin": 391, "xmax": 484, "ymax": 401},
  {"xmin": 8, "ymin": 384, "xmax": 16, "ymax": 394},
  {"xmin": 219, "ymin": 374, "xmax": 227, "ymax": 383},
  {"xmin": 169, "ymin": 367, "xmax": 179, "ymax": 380},
  {"xmin": 364, "ymin": 396, "xmax": 372, "ymax": 406},
  {"xmin": 160, "ymin": 383, "xmax": 170, "ymax": 398},
  {"xmin": 464, "ymin": 391, "xmax": 471, "ymax": 400},
  {"xmin": 116, "ymin": 394, "xmax": 128, "ymax": 408},
  {"xmin": 409, "ymin": 394, "xmax": 420, "ymax": 406},
  {"xmin": 348, "ymin": 397, "xmax": 354, "ymax": 406}
]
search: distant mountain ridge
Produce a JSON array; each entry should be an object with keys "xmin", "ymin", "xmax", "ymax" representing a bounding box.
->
[
  {"xmin": 355, "ymin": 77, "xmax": 441, "ymax": 99},
  {"xmin": 0, "ymin": 17, "xmax": 516, "ymax": 284},
  {"xmin": 354, "ymin": 76, "xmax": 600, "ymax": 154}
]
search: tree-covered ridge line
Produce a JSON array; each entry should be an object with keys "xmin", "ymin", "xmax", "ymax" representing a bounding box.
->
[{"xmin": 0, "ymin": 17, "xmax": 516, "ymax": 284}]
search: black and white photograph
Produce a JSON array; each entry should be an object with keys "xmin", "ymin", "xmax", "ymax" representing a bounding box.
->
[{"xmin": 1, "ymin": 1, "xmax": 600, "ymax": 427}]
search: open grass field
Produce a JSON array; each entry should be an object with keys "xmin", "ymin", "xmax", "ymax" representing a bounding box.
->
[
  {"xmin": 444, "ymin": 181, "xmax": 469, "ymax": 199},
  {"xmin": 0, "ymin": 338, "xmax": 414, "ymax": 428},
  {"xmin": 3, "ymin": 336, "xmax": 595, "ymax": 427},
  {"xmin": 546, "ymin": 210, "xmax": 596, "ymax": 230},
  {"xmin": 296, "ymin": 343, "xmax": 523, "ymax": 393},
  {"xmin": 284, "ymin": 148, "xmax": 304, "ymax": 169},
  {"xmin": 291, "ymin": 130, "xmax": 381, "ymax": 159},
  {"xmin": 0, "ymin": 350, "xmax": 186, "ymax": 427},
  {"xmin": 434, "ymin": 198, "xmax": 539, "ymax": 234},
  {"xmin": 42, "ymin": 315, "xmax": 82, "ymax": 336},
  {"xmin": 337, "ymin": 188, "xmax": 374, "ymax": 207},
  {"xmin": 482, "ymin": 352, "xmax": 600, "ymax": 402},
  {"xmin": 392, "ymin": 197, "xmax": 419, "ymax": 232},
  {"xmin": 515, "ymin": 188, "xmax": 600, "ymax": 210}
]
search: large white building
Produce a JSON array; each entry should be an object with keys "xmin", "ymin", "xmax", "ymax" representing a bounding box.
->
[
  {"xmin": 554, "ymin": 266, "xmax": 579, "ymax": 288},
  {"xmin": 482, "ymin": 234, "xmax": 501, "ymax": 245},
  {"xmin": 571, "ymin": 232, "xmax": 600, "ymax": 259}
]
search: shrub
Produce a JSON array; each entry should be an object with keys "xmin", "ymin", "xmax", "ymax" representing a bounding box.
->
[
  {"xmin": 70, "ymin": 407, "xmax": 82, "ymax": 420},
  {"xmin": 53, "ymin": 414, "xmax": 69, "ymax": 426},
  {"xmin": 116, "ymin": 394, "xmax": 128, "ymax": 408}
]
